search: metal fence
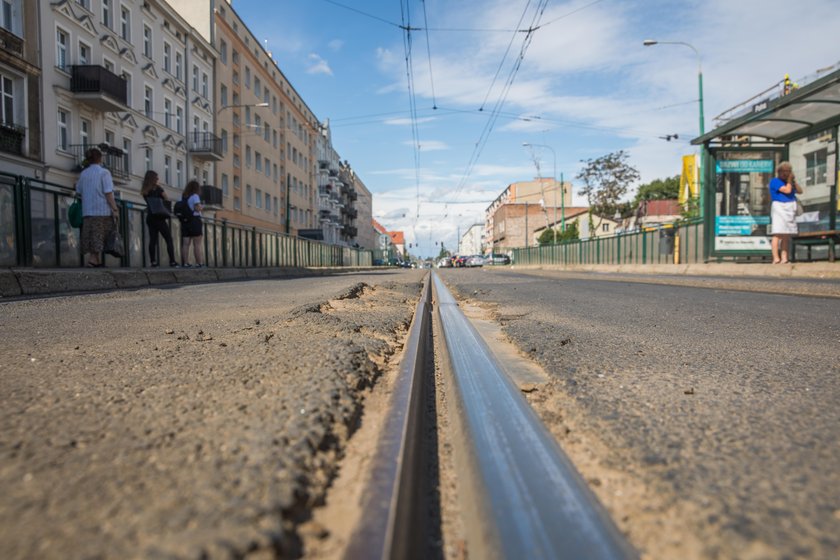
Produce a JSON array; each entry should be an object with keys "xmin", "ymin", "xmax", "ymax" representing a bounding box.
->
[
  {"xmin": 0, "ymin": 173, "xmax": 373, "ymax": 269},
  {"xmin": 511, "ymin": 220, "xmax": 706, "ymax": 266}
]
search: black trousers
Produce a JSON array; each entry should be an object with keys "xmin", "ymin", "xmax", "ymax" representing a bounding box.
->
[{"xmin": 147, "ymin": 216, "xmax": 175, "ymax": 265}]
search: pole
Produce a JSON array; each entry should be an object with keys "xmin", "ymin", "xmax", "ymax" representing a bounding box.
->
[
  {"xmin": 560, "ymin": 172, "xmax": 565, "ymax": 233},
  {"xmin": 698, "ymin": 69, "xmax": 705, "ymax": 220},
  {"xmin": 553, "ymin": 185, "xmax": 557, "ymax": 243},
  {"xmin": 285, "ymin": 173, "xmax": 291, "ymax": 235},
  {"xmin": 525, "ymin": 202, "xmax": 529, "ymax": 246}
]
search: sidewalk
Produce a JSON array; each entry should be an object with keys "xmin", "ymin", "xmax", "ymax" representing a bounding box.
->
[
  {"xmin": 513, "ymin": 262, "xmax": 840, "ymax": 279},
  {"xmin": 0, "ymin": 266, "xmax": 375, "ymax": 299}
]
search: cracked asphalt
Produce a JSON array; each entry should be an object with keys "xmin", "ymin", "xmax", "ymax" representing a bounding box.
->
[{"xmin": 0, "ymin": 270, "xmax": 423, "ymax": 559}]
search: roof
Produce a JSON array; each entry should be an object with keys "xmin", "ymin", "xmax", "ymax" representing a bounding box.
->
[
  {"xmin": 388, "ymin": 231, "xmax": 405, "ymax": 245},
  {"xmin": 372, "ymin": 218, "xmax": 388, "ymax": 234},
  {"xmin": 642, "ymin": 199, "xmax": 681, "ymax": 216},
  {"xmin": 693, "ymin": 65, "xmax": 840, "ymax": 146}
]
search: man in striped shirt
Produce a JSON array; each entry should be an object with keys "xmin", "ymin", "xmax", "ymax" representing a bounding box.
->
[{"xmin": 75, "ymin": 148, "xmax": 118, "ymax": 267}]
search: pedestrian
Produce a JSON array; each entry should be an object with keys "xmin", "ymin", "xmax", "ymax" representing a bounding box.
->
[
  {"xmin": 75, "ymin": 147, "xmax": 118, "ymax": 267},
  {"xmin": 769, "ymin": 161, "xmax": 803, "ymax": 264},
  {"xmin": 180, "ymin": 180, "xmax": 204, "ymax": 268},
  {"xmin": 141, "ymin": 170, "xmax": 177, "ymax": 267}
]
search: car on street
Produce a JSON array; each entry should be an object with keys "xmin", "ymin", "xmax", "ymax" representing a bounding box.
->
[
  {"xmin": 438, "ymin": 258, "xmax": 452, "ymax": 268},
  {"xmin": 465, "ymin": 255, "xmax": 485, "ymax": 267},
  {"xmin": 485, "ymin": 253, "xmax": 511, "ymax": 265}
]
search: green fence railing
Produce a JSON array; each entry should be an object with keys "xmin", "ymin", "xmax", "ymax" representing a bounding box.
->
[
  {"xmin": 0, "ymin": 173, "xmax": 372, "ymax": 269},
  {"xmin": 511, "ymin": 221, "xmax": 705, "ymax": 266}
]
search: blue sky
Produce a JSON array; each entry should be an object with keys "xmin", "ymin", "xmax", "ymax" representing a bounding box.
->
[{"xmin": 233, "ymin": 0, "xmax": 840, "ymax": 257}]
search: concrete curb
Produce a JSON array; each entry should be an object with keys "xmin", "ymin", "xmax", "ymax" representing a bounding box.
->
[
  {"xmin": 512, "ymin": 263, "xmax": 840, "ymax": 279},
  {"xmin": 0, "ymin": 269, "xmax": 22, "ymax": 297}
]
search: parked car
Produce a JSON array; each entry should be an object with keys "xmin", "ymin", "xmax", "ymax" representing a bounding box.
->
[
  {"xmin": 438, "ymin": 258, "xmax": 452, "ymax": 268},
  {"xmin": 454, "ymin": 255, "xmax": 468, "ymax": 267},
  {"xmin": 466, "ymin": 255, "xmax": 485, "ymax": 267},
  {"xmin": 486, "ymin": 253, "xmax": 511, "ymax": 265}
]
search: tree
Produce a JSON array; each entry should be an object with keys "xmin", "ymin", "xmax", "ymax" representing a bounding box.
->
[
  {"xmin": 576, "ymin": 150, "xmax": 640, "ymax": 225},
  {"xmin": 437, "ymin": 244, "xmax": 449, "ymax": 259},
  {"xmin": 633, "ymin": 175, "xmax": 680, "ymax": 207},
  {"xmin": 538, "ymin": 221, "xmax": 579, "ymax": 245}
]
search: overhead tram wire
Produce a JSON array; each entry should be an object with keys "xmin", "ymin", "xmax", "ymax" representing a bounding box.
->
[
  {"xmin": 478, "ymin": 0, "xmax": 534, "ymax": 112},
  {"xmin": 399, "ymin": 0, "xmax": 422, "ymax": 231},
  {"xmin": 421, "ymin": 0, "xmax": 437, "ymax": 110}
]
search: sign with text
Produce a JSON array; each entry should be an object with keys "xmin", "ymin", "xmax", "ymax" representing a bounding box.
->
[
  {"xmin": 715, "ymin": 236, "xmax": 771, "ymax": 251},
  {"xmin": 715, "ymin": 216, "xmax": 771, "ymax": 236},
  {"xmin": 715, "ymin": 159, "xmax": 775, "ymax": 173}
]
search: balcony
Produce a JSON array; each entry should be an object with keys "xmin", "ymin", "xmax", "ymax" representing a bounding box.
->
[
  {"xmin": 70, "ymin": 143, "xmax": 128, "ymax": 183},
  {"xmin": 70, "ymin": 65, "xmax": 128, "ymax": 112},
  {"xmin": 0, "ymin": 26, "xmax": 23, "ymax": 57},
  {"xmin": 341, "ymin": 225, "xmax": 358, "ymax": 238},
  {"xmin": 319, "ymin": 209, "xmax": 332, "ymax": 221},
  {"xmin": 201, "ymin": 184, "xmax": 223, "ymax": 208},
  {"xmin": 0, "ymin": 122, "xmax": 25, "ymax": 156},
  {"xmin": 345, "ymin": 207, "xmax": 358, "ymax": 220},
  {"xmin": 189, "ymin": 132, "xmax": 223, "ymax": 161}
]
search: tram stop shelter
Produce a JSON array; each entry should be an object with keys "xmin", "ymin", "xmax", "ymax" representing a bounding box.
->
[{"xmin": 693, "ymin": 65, "xmax": 840, "ymax": 261}]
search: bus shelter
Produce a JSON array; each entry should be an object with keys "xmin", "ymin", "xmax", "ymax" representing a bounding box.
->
[{"xmin": 693, "ymin": 67, "xmax": 840, "ymax": 260}]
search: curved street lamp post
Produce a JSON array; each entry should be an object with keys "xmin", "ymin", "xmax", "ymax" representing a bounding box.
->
[{"xmin": 522, "ymin": 142, "xmax": 565, "ymax": 239}]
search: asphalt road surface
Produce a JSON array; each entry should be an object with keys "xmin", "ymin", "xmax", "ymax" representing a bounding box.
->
[
  {"xmin": 440, "ymin": 268, "xmax": 840, "ymax": 560},
  {"xmin": 0, "ymin": 270, "xmax": 423, "ymax": 559}
]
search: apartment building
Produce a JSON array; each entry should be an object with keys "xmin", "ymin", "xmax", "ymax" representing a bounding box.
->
[
  {"xmin": 353, "ymin": 175, "xmax": 375, "ymax": 250},
  {"xmin": 314, "ymin": 120, "xmax": 341, "ymax": 244},
  {"xmin": 0, "ymin": 0, "xmax": 42, "ymax": 177},
  {"xmin": 41, "ymin": 0, "xmax": 218, "ymax": 204},
  {"xmin": 337, "ymin": 161, "xmax": 359, "ymax": 245},
  {"xmin": 170, "ymin": 0, "xmax": 319, "ymax": 235}
]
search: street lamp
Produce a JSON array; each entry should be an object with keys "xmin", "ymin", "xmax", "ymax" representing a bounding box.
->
[
  {"xmin": 643, "ymin": 39, "xmax": 705, "ymax": 217},
  {"xmin": 522, "ymin": 142, "xmax": 565, "ymax": 236}
]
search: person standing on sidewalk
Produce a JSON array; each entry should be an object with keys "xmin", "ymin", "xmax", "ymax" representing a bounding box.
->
[
  {"xmin": 769, "ymin": 161, "xmax": 803, "ymax": 264},
  {"xmin": 180, "ymin": 180, "xmax": 204, "ymax": 268},
  {"xmin": 75, "ymin": 147, "xmax": 118, "ymax": 268},
  {"xmin": 141, "ymin": 170, "xmax": 177, "ymax": 268}
]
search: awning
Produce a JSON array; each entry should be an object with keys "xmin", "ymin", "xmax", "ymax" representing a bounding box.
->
[{"xmin": 693, "ymin": 67, "xmax": 840, "ymax": 146}]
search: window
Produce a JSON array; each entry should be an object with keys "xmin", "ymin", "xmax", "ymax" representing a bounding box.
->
[
  {"xmin": 233, "ymin": 154, "xmax": 240, "ymax": 168},
  {"xmin": 246, "ymin": 184, "xmax": 252, "ymax": 206},
  {"xmin": 254, "ymin": 78, "xmax": 261, "ymax": 98},
  {"xmin": 164, "ymin": 155, "xmax": 171, "ymax": 184},
  {"xmin": 233, "ymin": 133, "xmax": 240, "ymax": 148},
  {"xmin": 123, "ymin": 138, "xmax": 131, "ymax": 175},
  {"xmin": 1, "ymin": 0, "xmax": 17, "ymax": 34},
  {"xmin": 201, "ymin": 72, "xmax": 208, "ymax": 98},
  {"xmin": 176, "ymin": 107, "xmax": 183, "ymax": 134},
  {"xmin": 221, "ymin": 129, "xmax": 228, "ymax": 153},
  {"xmin": 255, "ymin": 152, "xmax": 262, "ymax": 172},
  {"xmin": 805, "ymin": 149, "xmax": 828, "ymax": 186},
  {"xmin": 273, "ymin": 196, "xmax": 278, "ymax": 216},
  {"xmin": 232, "ymin": 70, "xmax": 239, "ymax": 85},
  {"xmin": 0, "ymin": 74, "xmax": 14, "ymax": 126},
  {"xmin": 602, "ymin": 223, "xmax": 610, "ymax": 232},
  {"xmin": 175, "ymin": 52, "xmax": 182, "ymax": 80},
  {"xmin": 265, "ymin": 194, "xmax": 271, "ymax": 213},
  {"xmin": 192, "ymin": 65, "xmax": 198, "ymax": 92},
  {"xmin": 101, "ymin": 0, "xmax": 111, "ymax": 28},
  {"xmin": 234, "ymin": 196, "xmax": 241, "ymax": 210},
  {"xmin": 219, "ymin": 40, "xmax": 227, "ymax": 64},
  {"xmin": 220, "ymin": 84, "xmax": 228, "ymax": 107},
  {"xmin": 143, "ymin": 24, "xmax": 152, "ymax": 58},
  {"xmin": 80, "ymin": 119, "xmax": 93, "ymax": 148},
  {"xmin": 120, "ymin": 7, "xmax": 130, "ymax": 41},
  {"xmin": 163, "ymin": 42, "xmax": 171, "ymax": 73},
  {"xmin": 144, "ymin": 86, "xmax": 152, "ymax": 118},
  {"xmin": 57, "ymin": 109, "xmax": 69, "ymax": 150},
  {"xmin": 145, "ymin": 147, "xmax": 152, "ymax": 171},
  {"xmin": 244, "ymin": 67, "xmax": 250, "ymax": 89},
  {"xmin": 232, "ymin": 49, "xmax": 239, "ymax": 65},
  {"xmin": 245, "ymin": 145, "xmax": 251, "ymax": 167},
  {"xmin": 164, "ymin": 98, "xmax": 172, "ymax": 128},
  {"xmin": 78, "ymin": 42, "xmax": 90, "ymax": 65},
  {"xmin": 233, "ymin": 175, "xmax": 240, "ymax": 190},
  {"xmin": 256, "ymin": 188, "xmax": 262, "ymax": 208},
  {"xmin": 56, "ymin": 28, "xmax": 68, "ymax": 70},
  {"xmin": 176, "ymin": 160, "xmax": 183, "ymax": 188},
  {"xmin": 221, "ymin": 173, "xmax": 229, "ymax": 196},
  {"xmin": 192, "ymin": 115, "xmax": 199, "ymax": 134},
  {"xmin": 232, "ymin": 92, "xmax": 239, "ymax": 106},
  {"xmin": 245, "ymin": 106, "xmax": 250, "ymax": 126},
  {"xmin": 76, "ymin": 0, "xmax": 89, "ymax": 10},
  {"xmin": 120, "ymin": 70, "xmax": 131, "ymax": 105}
]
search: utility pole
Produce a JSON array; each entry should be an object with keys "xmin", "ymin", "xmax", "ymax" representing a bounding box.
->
[
  {"xmin": 525, "ymin": 202, "xmax": 529, "ymax": 247},
  {"xmin": 560, "ymin": 171, "xmax": 565, "ymax": 233}
]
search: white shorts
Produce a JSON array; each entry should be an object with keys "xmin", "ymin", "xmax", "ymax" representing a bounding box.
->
[{"xmin": 771, "ymin": 201, "xmax": 798, "ymax": 235}]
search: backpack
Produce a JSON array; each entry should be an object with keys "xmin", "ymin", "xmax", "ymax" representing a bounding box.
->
[{"xmin": 173, "ymin": 198, "xmax": 191, "ymax": 223}]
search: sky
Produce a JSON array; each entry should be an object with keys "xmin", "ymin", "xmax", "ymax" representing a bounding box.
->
[{"xmin": 232, "ymin": 0, "xmax": 840, "ymax": 258}]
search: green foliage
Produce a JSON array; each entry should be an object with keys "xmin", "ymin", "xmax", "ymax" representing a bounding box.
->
[
  {"xmin": 576, "ymin": 151, "xmax": 640, "ymax": 220},
  {"xmin": 538, "ymin": 221, "xmax": 579, "ymax": 245},
  {"xmin": 437, "ymin": 244, "xmax": 449, "ymax": 259},
  {"xmin": 680, "ymin": 196, "xmax": 700, "ymax": 222},
  {"xmin": 633, "ymin": 175, "xmax": 680, "ymax": 207}
]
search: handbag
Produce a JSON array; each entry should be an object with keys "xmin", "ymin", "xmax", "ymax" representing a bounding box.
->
[
  {"xmin": 795, "ymin": 199, "xmax": 804, "ymax": 216},
  {"xmin": 68, "ymin": 198, "xmax": 83, "ymax": 228},
  {"xmin": 146, "ymin": 196, "xmax": 171, "ymax": 217},
  {"xmin": 104, "ymin": 217, "xmax": 124, "ymax": 258}
]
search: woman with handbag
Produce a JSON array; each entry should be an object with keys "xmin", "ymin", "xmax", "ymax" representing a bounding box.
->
[
  {"xmin": 180, "ymin": 180, "xmax": 205, "ymax": 268},
  {"xmin": 141, "ymin": 170, "xmax": 178, "ymax": 267},
  {"xmin": 768, "ymin": 161, "xmax": 803, "ymax": 264}
]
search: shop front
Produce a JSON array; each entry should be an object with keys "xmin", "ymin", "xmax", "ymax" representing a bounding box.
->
[{"xmin": 694, "ymin": 66, "xmax": 840, "ymax": 260}]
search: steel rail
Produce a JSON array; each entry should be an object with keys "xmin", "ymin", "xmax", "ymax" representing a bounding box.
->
[
  {"xmin": 432, "ymin": 271, "xmax": 637, "ymax": 559},
  {"xmin": 344, "ymin": 278, "xmax": 432, "ymax": 560}
]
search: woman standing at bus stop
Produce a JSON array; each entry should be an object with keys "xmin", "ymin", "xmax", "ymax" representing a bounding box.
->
[{"xmin": 768, "ymin": 161, "xmax": 802, "ymax": 264}]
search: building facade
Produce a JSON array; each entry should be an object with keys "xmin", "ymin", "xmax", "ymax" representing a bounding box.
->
[
  {"xmin": 0, "ymin": 0, "xmax": 42, "ymax": 177},
  {"xmin": 40, "ymin": 0, "xmax": 218, "ymax": 205},
  {"xmin": 484, "ymin": 177, "xmax": 572, "ymax": 250},
  {"xmin": 458, "ymin": 223, "xmax": 483, "ymax": 255},
  {"xmin": 315, "ymin": 120, "xmax": 341, "ymax": 244}
]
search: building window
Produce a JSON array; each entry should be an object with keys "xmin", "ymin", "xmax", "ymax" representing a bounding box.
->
[
  {"xmin": 233, "ymin": 175, "xmax": 240, "ymax": 190},
  {"xmin": 220, "ymin": 84, "xmax": 228, "ymax": 107},
  {"xmin": 57, "ymin": 109, "xmax": 69, "ymax": 150},
  {"xmin": 232, "ymin": 49, "xmax": 239, "ymax": 65},
  {"xmin": 234, "ymin": 196, "xmax": 241, "ymax": 210},
  {"xmin": 174, "ymin": 52, "xmax": 183, "ymax": 81},
  {"xmin": 805, "ymin": 149, "xmax": 828, "ymax": 186},
  {"xmin": 0, "ymin": 74, "xmax": 15, "ymax": 126},
  {"xmin": 219, "ymin": 40, "xmax": 227, "ymax": 64},
  {"xmin": 221, "ymin": 173, "xmax": 229, "ymax": 196},
  {"xmin": 233, "ymin": 154, "xmax": 240, "ymax": 168},
  {"xmin": 176, "ymin": 107, "xmax": 183, "ymax": 134},
  {"xmin": 602, "ymin": 223, "xmax": 610, "ymax": 232},
  {"xmin": 273, "ymin": 196, "xmax": 278, "ymax": 216},
  {"xmin": 143, "ymin": 24, "xmax": 152, "ymax": 58},
  {"xmin": 176, "ymin": 160, "xmax": 183, "ymax": 188},
  {"xmin": 163, "ymin": 42, "xmax": 171, "ymax": 73},
  {"xmin": 246, "ymin": 185, "xmax": 252, "ymax": 206},
  {"xmin": 256, "ymin": 188, "xmax": 262, "ymax": 208},
  {"xmin": 221, "ymin": 129, "xmax": 228, "ymax": 153},
  {"xmin": 164, "ymin": 156, "xmax": 171, "ymax": 184},
  {"xmin": 265, "ymin": 193, "xmax": 270, "ymax": 212},
  {"xmin": 201, "ymin": 72, "xmax": 208, "ymax": 99},
  {"xmin": 79, "ymin": 118, "xmax": 90, "ymax": 146},
  {"xmin": 123, "ymin": 138, "xmax": 131, "ymax": 175},
  {"xmin": 245, "ymin": 145, "xmax": 251, "ymax": 167},
  {"xmin": 78, "ymin": 42, "xmax": 90, "ymax": 65},
  {"xmin": 232, "ymin": 71, "xmax": 239, "ymax": 85},
  {"xmin": 233, "ymin": 133, "xmax": 240, "ymax": 148},
  {"xmin": 56, "ymin": 28, "xmax": 68, "ymax": 70},
  {"xmin": 255, "ymin": 152, "xmax": 262, "ymax": 172},
  {"xmin": 144, "ymin": 86, "xmax": 152, "ymax": 118},
  {"xmin": 120, "ymin": 7, "xmax": 130, "ymax": 41},
  {"xmin": 1, "ymin": 0, "xmax": 17, "ymax": 34},
  {"xmin": 192, "ymin": 65, "xmax": 198, "ymax": 92},
  {"xmin": 244, "ymin": 67, "xmax": 250, "ymax": 89},
  {"xmin": 192, "ymin": 115, "xmax": 199, "ymax": 134},
  {"xmin": 164, "ymin": 98, "xmax": 172, "ymax": 128},
  {"xmin": 144, "ymin": 147, "xmax": 152, "ymax": 171},
  {"xmin": 101, "ymin": 0, "xmax": 111, "ymax": 28}
]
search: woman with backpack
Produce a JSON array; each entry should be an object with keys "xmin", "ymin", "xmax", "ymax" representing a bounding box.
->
[
  {"xmin": 179, "ymin": 180, "xmax": 204, "ymax": 268},
  {"xmin": 141, "ymin": 170, "xmax": 177, "ymax": 268}
]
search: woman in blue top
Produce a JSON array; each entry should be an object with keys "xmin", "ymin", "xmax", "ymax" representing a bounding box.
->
[{"xmin": 768, "ymin": 161, "xmax": 802, "ymax": 264}]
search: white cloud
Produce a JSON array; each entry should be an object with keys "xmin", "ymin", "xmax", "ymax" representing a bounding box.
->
[
  {"xmin": 306, "ymin": 53, "xmax": 333, "ymax": 76},
  {"xmin": 328, "ymin": 39, "xmax": 344, "ymax": 51},
  {"xmin": 384, "ymin": 116, "xmax": 438, "ymax": 126}
]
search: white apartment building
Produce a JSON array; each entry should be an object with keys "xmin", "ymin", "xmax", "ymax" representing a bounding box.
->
[
  {"xmin": 316, "ymin": 120, "xmax": 341, "ymax": 244},
  {"xmin": 458, "ymin": 223, "xmax": 483, "ymax": 256},
  {"xmin": 41, "ymin": 0, "xmax": 219, "ymax": 204},
  {"xmin": 0, "ymin": 0, "xmax": 42, "ymax": 178}
]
